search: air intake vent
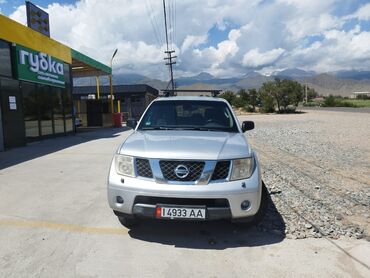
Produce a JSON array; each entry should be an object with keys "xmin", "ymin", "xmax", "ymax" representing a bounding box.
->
[
  {"xmin": 136, "ymin": 158, "xmax": 153, "ymax": 178},
  {"xmin": 211, "ymin": 161, "xmax": 231, "ymax": 180}
]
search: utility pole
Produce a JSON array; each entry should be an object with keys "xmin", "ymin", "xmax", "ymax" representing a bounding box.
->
[
  {"xmin": 162, "ymin": 0, "xmax": 176, "ymax": 94},
  {"xmin": 305, "ymin": 82, "xmax": 308, "ymax": 103},
  {"xmin": 164, "ymin": 50, "xmax": 176, "ymax": 91},
  {"xmin": 109, "ymin": 49, "xmax": 118, "ymax": 114}
]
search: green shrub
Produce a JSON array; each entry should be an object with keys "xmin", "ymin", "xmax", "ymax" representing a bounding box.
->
[
  {"xmin": 323, "ymin": 95, "xmax": 337, "ymax": 107},
  {"xmin": 232, "ymin": 97, "xmax": 246, "ymax": 108},
  {"xmin": 340, "ymin": 101, "xmax": 357, "ymax": 107}
]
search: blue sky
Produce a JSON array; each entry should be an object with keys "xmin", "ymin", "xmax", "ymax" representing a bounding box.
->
[
  {"xmin": 1, "ymin": 0, "xmax": 370, "ymax": 78},
  {"xmin": 0, "ymin": 0, "xmax": 75, "ymax": 14}
]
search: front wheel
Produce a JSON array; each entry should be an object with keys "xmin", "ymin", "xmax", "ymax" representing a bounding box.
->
[
  {"xmin": 232, "ymin": 181, "xmax": 268, "ymax": 227},
  {"xmin": 117, "ymin": 216, "xmax": 141, "ymax": 229}
]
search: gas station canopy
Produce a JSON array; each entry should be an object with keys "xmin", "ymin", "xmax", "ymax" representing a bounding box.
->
[
  {"xmin": 0, "ymin": 14, "xmax": 111, "ymax": 79},
  {"xmin": 71, "ymin": 49, "xmax": 111, "ymax": 77}
]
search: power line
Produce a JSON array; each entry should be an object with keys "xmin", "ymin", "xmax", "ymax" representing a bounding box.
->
[
  {"xmin": 145, "ymin": 0, "xmax": 164, "ymax": 46},
  {"xmin": 163, "ymin": 0, "xmax": 170, "ymax": 51},
  {"xmin": 173, "ymin": 0, "xmax": 177, "ymax": 48},
  {"xmin": 144, "ymin": 1, "xmax": 156, "ymax": 44},
  {"xmin": 168, "ymin": 0, "xmax": 171, "ymax": 49},
  {"xmin": 162, "ymin": 0, "xmax": 176, "ymax": 92},
  {"xmin": 169, "ymin": 0, "xmax": 174, "ymax": 50}
]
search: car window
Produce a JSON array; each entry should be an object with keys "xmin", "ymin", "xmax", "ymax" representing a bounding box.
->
[{"xmin": 138, "ymin": 100, "xmax": 239, "ymax": 132}]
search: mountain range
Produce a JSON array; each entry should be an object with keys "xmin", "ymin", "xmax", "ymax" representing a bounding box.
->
[{"xmin": 75, "ymin": 68, "xmax": 370, "ymax": 97}]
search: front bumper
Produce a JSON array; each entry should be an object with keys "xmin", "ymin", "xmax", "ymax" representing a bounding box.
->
[
  {"xmin": 114, "ymin": 204, "xmax": 232, "ymax": 220},
  {"xmin": 107, "ymin": 156, "xmax": 262, "ymax": 220}
]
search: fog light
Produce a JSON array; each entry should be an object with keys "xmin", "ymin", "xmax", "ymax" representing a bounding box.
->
[
  {"xmin": 241, "ymin": 200, "xmax": 250, "ymax": 210},
  {"xmin": 116, "ymin": 196, "xmax": 124, "ymax": 204}
]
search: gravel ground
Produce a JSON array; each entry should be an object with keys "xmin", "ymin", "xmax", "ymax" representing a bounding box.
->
[{"xmin": 239, "ymin": 110, "xmax": 370, "ymax": 240}]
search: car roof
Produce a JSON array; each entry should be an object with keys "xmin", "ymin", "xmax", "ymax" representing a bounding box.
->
[{"xmin": 154, "ymin": 96, "xmax": 227, "ymax": 102}]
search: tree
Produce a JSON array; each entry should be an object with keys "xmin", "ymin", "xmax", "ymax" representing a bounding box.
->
[
  {"xmin": 238, "ymin": 89, "xmax": 249, "ymax": 104},
  {"xmin": 271, "ymin": 78, "xmax": 284, "ymax": 112},
  {"xmin": 247, "ymin": 88, "xmax": 258, "ymax": 112},
  {"xmin": 323, "ymin": 95, "xmax": 337, "ymax": 107},
  {"xmin": 232, "ymin": 96, "xmax": 246, "ymax": 108},
  {"xmin": 258, "ymin": 79, "xmax": 304, "ymax": 113},
  {"xmin": 306, "ymin": 87, "xmax": 318, "ymax": 101},
  {"xmin": 259, "ymin": 81, "xmax": 276, "ymax": 113},
  {"xmin": 282, "ymin": 79, "xmax": 303, "ymax": 108},
  {"xmin": 270, "ymin": 79, "xmax": 303, "ymax": 112},
  {"xmin": 219, "ymin": 91, "xmax": 236, "ymax": 105}
]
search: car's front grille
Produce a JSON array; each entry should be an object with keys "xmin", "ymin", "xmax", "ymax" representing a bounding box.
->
[
  {"xmin": 211, "ymin": 161, "xmax": 231, "ymax": 180},
  {"xmin": 159, "ymin": 160, "xmax": 205, "ymax": 181},
  {"xmin": 136, "ymin": 158, "xmax": 153, "ymax": 178},
  {"xmin": 134, "ymin": 196, "xmax": 230, "ymax": 207}
]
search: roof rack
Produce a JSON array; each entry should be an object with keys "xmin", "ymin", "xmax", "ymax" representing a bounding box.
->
[{"xmin": 161, "ymin": 89, "xmax": 222, "ymax": 97}]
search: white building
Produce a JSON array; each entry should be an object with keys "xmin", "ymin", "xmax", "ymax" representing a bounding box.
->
[{"xmin": 349, "ymin": 92, "xmax": 370, "ymax": 99}]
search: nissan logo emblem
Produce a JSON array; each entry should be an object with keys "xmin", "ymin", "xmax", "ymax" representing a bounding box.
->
[{"xmin": 174, "ymin": 164, "xmax": 189, "ymax": 179}]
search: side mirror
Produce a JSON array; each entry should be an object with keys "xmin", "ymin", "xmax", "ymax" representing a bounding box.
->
[
  {"xmin": 242, "ymin": 121, "xmax": 254, "ymax": 132},
  {"xmin": 126, "ymin": 119, "xmax": 137, "ymax": 129}
]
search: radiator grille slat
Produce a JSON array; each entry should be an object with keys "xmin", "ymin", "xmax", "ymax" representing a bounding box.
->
[
  {"xmin": 159, "ymin": 161, "xmax": 205, "ymax": 181},
  {"xmin": 211, "ymin": 161, "xmax": 231, "ymax": 180},
  {"xmin": 136, "ymin": 158, "xmax": 153, "ymax": 178}
]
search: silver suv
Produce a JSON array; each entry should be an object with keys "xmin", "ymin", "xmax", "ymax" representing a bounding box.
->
[{"xmin": 107, "ymin": 96, "xmax": 267, "ymax": 228}]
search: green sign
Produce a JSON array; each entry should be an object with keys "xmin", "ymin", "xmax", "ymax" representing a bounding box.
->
[{"xmin": 14, "ymin": 45, "xmax": 65, "ymax": 88}]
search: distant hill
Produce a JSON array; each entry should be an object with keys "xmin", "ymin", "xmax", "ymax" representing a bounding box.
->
[
  {"xmin": 237, "ymin": 73, "xmax": 273, "ymax": 89},
  {"xmin": 303, "ymin": 74, "xmax": 370, "ymax": 97},
  {"xmin": 273, "ymin": 68, "xmax": 316, "ymax": 78},
  {"xmin": 332, "ymin": 70, "xmax": 370, "ymax": 80},
  {"xmin": 176, "ymin": 72, "xmax": 241, "ymax": 87},
  {"xmin": 74, "ymin": 69, "xmax": 370, "ymax": 96}
]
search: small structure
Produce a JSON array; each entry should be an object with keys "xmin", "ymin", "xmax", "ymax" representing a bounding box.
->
[
  {"xmin": 349, "ymin": 92, "xmax": 370, "ymax": 99},
  {"xmin": 73, "ymin": 85, "xmax": 158, "ymax": 126}
]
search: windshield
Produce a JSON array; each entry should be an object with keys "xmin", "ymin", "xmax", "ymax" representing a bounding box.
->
[{"xmin": 137, "ymin": 100, "xmax": 239, "ymax": 132}]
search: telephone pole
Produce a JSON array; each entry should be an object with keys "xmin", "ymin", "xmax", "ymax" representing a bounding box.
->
[
  {"xmin": 305, "ymin": 82, "xmax": 308, "ymax": 103},
  {"xmin": 162, "ymin": 0, "xmax": 176, "ymax": 94},
  {"xmin": 164, "ymin": 50, "xmax": 176, "ymax": 91}
]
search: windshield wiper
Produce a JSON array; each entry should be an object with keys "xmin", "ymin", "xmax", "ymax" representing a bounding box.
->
[
  {"xmin": 141, "ymin": 126, "xmax": 175, "ymax": 130},
  {"xmin": 176, "ymin": 127, "xmax": 226, "ymax": 132}
]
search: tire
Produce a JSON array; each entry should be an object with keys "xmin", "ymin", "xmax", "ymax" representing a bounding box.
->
[
  {"xmin": 117, "ymin": 216, "xmax": 141, "ymax": 229},
  {"xmin": 232, "ymin": 181, "xmax": 268, "ymax": 227}
]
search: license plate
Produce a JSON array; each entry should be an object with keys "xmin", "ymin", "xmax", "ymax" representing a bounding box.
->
[{"xmin": 158, "ymin": 206, "xmax": 206, "ymax": 219}]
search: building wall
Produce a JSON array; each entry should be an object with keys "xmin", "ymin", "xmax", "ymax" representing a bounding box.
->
[
  {"xmin": 0, "ymin": 38, "xmax": 74, "ymax": 150},
  {"xmin": 0, "ymin": 103, "xmax": 4, "ymax": 151}
]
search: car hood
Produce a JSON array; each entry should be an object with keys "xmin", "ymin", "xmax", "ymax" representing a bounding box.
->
[{"xmin": 119, "ymin": 130, "xmax": 251, "ymax": 160}]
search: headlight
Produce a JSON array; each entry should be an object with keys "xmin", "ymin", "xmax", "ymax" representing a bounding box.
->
[
  {"xmin": 115, "ymin": 155, "xmax": 135, "ymax": 177},
  {"xmin": 231, "ymin": 158, "xmax": 254, "ymax": 180}
]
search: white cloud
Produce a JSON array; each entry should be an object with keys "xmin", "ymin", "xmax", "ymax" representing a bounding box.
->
[
  {"xmin": 284, "ymin": 13, "xmax": 342, "ymax": 42},
  {"xmin": 181, "ymin": 35, "xmax": 207, "ymax": 53},
  {"xmin": 8, "ymin": 4, "xmax": 26, "ymax": 24},
  {"xmin": 242, "ymin": 48, "xmax": 285, "ymax": 68},
  {"xmin": 348, "ymin": 3, "xmax": 370, "ymax": 21},
  {"xmin": 5, "ymin": 0, "xmax": 370, "ymax": 78}
]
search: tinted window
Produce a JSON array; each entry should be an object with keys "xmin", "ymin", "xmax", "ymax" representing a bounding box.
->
[
  {"xmin": 63, "ymin": 63, "xmax": 71, "ymax": 86},
  {"xmin": 138, "ymin": 100, "xmax": 238, "ymax": 132},
  {"xmin": 63, "ymin": 89, "xmax": 73, "ymax": 132},
  {"xmin": 38, "ymin": 85, "xmax": 53, "ymax": 136},
  {"xmin": 0, "ymin": 40, "xmax": 12, "ymax": 77},
  {"xmin": 22, "ymin": 81, "xmax": 40, "ymax": 138},
  {"xmin": 51, "ymin": 87, "xmax": 65, "ymax": 134}
]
